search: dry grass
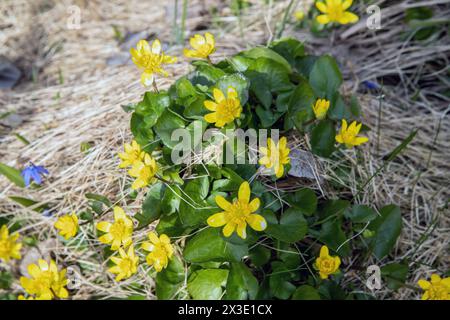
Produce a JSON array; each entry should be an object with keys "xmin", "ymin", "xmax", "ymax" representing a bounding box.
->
[{"xmin": 0, "ymin": 0, "xmax": 448, "ymax": 300}]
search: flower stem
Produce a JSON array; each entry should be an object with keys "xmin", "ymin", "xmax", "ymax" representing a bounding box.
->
[{"xmin": 152, "ymin": 80, "xmax": 159, "ymax": 93}]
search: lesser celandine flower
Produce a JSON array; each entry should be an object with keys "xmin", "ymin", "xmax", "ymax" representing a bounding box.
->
[
  {"xmin": 204, "ymin": 87, "xmax": 242, "ymax": 128},
  {"xmin": 312, "ymin": 98, "xmax": 330, "ymax": 120},
  {"xmin": 130, "ymin": 39, "xmax": 177, "ymax": 87},
  {"xmin": 259, "ymin": 137, "xmax": 291, "ymax": 178},
  {"xmin": 418, "ymin": 274, "xmax": 450, "ymax": 300},
  {"xmin": 20, "ymin": 259, "xmax": 68, "ymax": 300},
  {"xmin": 54, "ymin": 213, "xmax": 79, "ymax": 240},
  {"xmin": 207, "ymin": 181, "xmax": 267, "ymax": 239},
  {"xmin": 0, "ymin": 225, "xmax": 22, "ymax": 262},
  {"xmin": 141, "ymin": 232, "xmax": 174, "ymax": 272},
  {"xmin": 294, "ymin": 10, "xmax": 305, "ymax": 21},
  {"xmin": 97, "ymin": 206, "xmax": 133, "ymax": 250},
  {"xmin": 118, "ymin": 140, "xmax": 145, "ymax": 168},
  {"xmin": 314, "ymin": 245, "xmax": 341, "ymax": 279},
  {"xmin": 184, "ymin": 32, "xmax": 216, "ymax": 60},
  {"xmin": 108, "ymin": 246, "xmax": 139, "ymax": 281},
  {"xmin": 315, "ymin": 0, "xmax": 359, "ymax": 25},
  {"xmin": 128, "ymin": 153, "xmax": 158, "ymax": 190},
  {"xmin": 335, "ymin": 119, "xmax": 368, "ymax": 148}
]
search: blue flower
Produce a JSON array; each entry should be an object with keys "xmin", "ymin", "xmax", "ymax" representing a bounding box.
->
[
  {"xmin": 362, "ymin": 80, "xmax": 380, "ymax": 90},
  {"xmin": 21, "ymin": 163, "xmax": 49, "ymax": 187}
]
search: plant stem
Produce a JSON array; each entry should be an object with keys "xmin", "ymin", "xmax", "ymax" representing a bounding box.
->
[{"xmin": 276, "ymin": 0, "xmax": 295, "ymax": 39}]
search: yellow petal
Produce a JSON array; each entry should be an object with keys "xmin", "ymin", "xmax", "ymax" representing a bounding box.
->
[
  {"xmin": 98, "ymin": 233, "xmax": 114, "ymax": 244},
  {"xmin": 96, "ymin": 221, "xmax": 112, "ymax": 233},
  {"xmin": 205, "ymin": 32, "xmax": 215, "ymax": 46},
  {"xmin": 227, "ymin": 87, "xmax": 238, "ymax": 100},
  {"xmin": 247, "ymin": 214, "xmax": 267, "ymax": 231},
  {"xmin": 160, "ymin": 234, "xmax": 171, "ymax": 244},
  {"xmin": 114, "ymin": 206, "xmax": 126, "ymax": 221},
  {"xmin": 275, "ymin": 163, "xmax": 284, "ymax": 178},
  {"xmin": 215, "ymin": 195, "xmax": 232, "ymax": 210},
  {"xmin": 317, "ymin": 14, "xmax": 331, "ymax": 24},
  {"xmin": 320, "ymin": 245, "xmax": 329, "ymax": 258},
  {"xmin": 342, "ymin": 0, "xmax": 353, "ymax": 10},
  {"xmin": 353, "ymin": 136, "xmax": 369, "ymax": 146},
  {"xmin": 204, "ymin": 112, "xmax": 217, "ymax": 124},
  {"xmin": 141, "ymin": 72, "xmax": 154, "ymax": 87},
  {"xmin": 213, "ymin": 88, "xmax": 225, "ymax": 103},
  {"xmin": 207, "ymin": 212, "xmax": 227, "ymax": 227},
  {"xmin": 236, "ymin": 222, "xmax": 247, "ymax": 239},
  {"xmin": 316, "ymin": 1, "xmax": 328, "ymax": 13},
  {"xmin": 222, "ymin": 222, "xmax": 236, "ymax": 237},
  {"xmin": 238, "ymin": 181, "xmax": 251, "ymax": 204},
  {"xmin": 341, "ymin": 119, "xmax": 348, "ymax": 132},
  {"xmin": 249, "ymin": 198, "xmax": 260, "ymax": 212},
  {"xmin": 151, "ymin": 39, "xmax": 162, "ymax": 54},
  {"xmin": 136, "ymin": 40, "xmax": 150, "ymax": 52},
  {"xmin": 339, "ymin": 11, "xmax": 359, "ymax": 24},
  {"xmin": 204, "ymin": 100, "xmax": 218, "ymax": 111},
  {"xmin": 148, "ymin": 232, "xmax": 160, "ymax": 244},
  {"xmin": 417, "ymin": 279, "xmax": 431, "ymax": 290}
]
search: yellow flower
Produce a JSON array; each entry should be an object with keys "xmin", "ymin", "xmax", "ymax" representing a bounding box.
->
[
  {"xmin": 18, "ymin": 295, "xmax": 34, "ymax": 300},
  {"xmin": 315, "ymin": 0, "xmax": 359, "ymax": 25},
  {"xmin": 20, "ymin": 259, "xmax": 68, "ymax": 300},
  {"xmin": 259, "ymin": 137, "xmax": 291, "ymax": 178},
  {"xmin": 128, "ymin": 153, "xmax": 158, "ymax": 190},
  {"xmin": 207, "ymin": 181, "xmax": 267, "ymax": 239},
  {"xmin": 0, "ymin": 225, "xmax": 22, "ymax": 262},
  {"xmin": 335, "ymin": 119, "xmax": 368, "ymax": 148},
  {"xmin": 118, "ymin": 140, "xmax": 145, "ymax": 168},
  {"xmin": 294, "ymin": 10, "xmax": 305, "ymax": 21},
  {"xmin": 312, "ymin": 98, "xmax": 330, "ymax": 120},
  {"xmin": 97, "ymin": 206, "xmax": 133, "ymax": 250},
  {"xmin": 108, "ymin": 245, "xmax": 139, "ymax": 281},
  {"xmin": 54, "ymin": 213, "xmax": 79, "ymax": 240},
  {"xmin": 418, "ymin": 274, "xmax": 450, "ymax": 300},
  {"xmin": 184, "ymin": 32, "xmax": 216, "ymax": 60},
  {"xmin": 141, "ymin": 232, "xmax": 174, "ymax": 272},
  {"xmin": 130, "ymin": 39, "xmax": 177, "ymax": 86},
  {"xmin": 204, "ymin": 87, "xmax": 242, "ymax": 128},
  {"xmin": 314, "ymin": 245, "xmax": 341, "ymax": 279}
]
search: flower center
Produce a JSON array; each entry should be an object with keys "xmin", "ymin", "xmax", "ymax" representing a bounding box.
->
[
  {"xmin": 0, "ymin": 239, "xmax": 12, "ymax": 256},
  {"xmin": 217, "ymin": 99, "xmax": 240, "ymax": 121},
  {"xmin": 119, "ymin": 258, "xmax": 133, "ymax": 272},
  {"xmin": 328, "ymin": 4, "xmax": 345, "ymax": 21},
  {"xmin": 227, "ymin": 200, "xmax": 251, "ymax": 224},
  {"xmin": 110, "ymin": 220, "xmax": 128, "ymax": 240},
  {"xmin": 428, "ymin": 284, "xmax": 448, "ymax": 300},
  {"xmin": 320, "ymin": 259, "xmax": 335, "ymax": 273},
  {"xmin": 140, "ymin": 53, "xmax": 163, "ymax": 72}
]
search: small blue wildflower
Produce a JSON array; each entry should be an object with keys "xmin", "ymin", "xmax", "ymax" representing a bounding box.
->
[
  {"xmin": 362, "ymin": 80, "xmax": 380, "ymax": 90},
  {"xmin": 21, "ymin": 163, "xmax": 49, "ymax": 187}
]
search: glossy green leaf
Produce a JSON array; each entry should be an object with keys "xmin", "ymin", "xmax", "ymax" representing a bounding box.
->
[
  {"xmin": 369, "ymin": 205, "xmax": 402, "ymax": 259},
  {"xmin": 292, "ymin": 285, "xmax": 321, "ymax": 300},
  {"xmin": 225, "ymin": 262, "xmax": 258, "ymax": 300},
  {"xmin": 0, "ymin": 163, "xmax": 25, "ymax": 188},
  {"xmin": 311, "ymin": 120, "xmax": 336, "ymax": 157},
  {"xmin": 263, "ymin": 208, "xmax": 308, "ymax": 243},
  {"xmin": 187, "ymin": 269, "xmax": 229, "ymax": 300}
]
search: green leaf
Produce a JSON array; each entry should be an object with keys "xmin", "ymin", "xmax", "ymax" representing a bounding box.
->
[
  {"xmin": 225, "ymin": 262, "xmax": 258, "ymax": 300},
  {"xmin": 249, "ymin": 245, "xmax": 271, "ymax": 267},
  {"xmin": 255, "ymin": 105, "xmax": 284, "ymax": 128},
  {"xmin": 0, "ymin": 271, "xmax": 13, "ymax": 289},
  {"xmin": 85, "ymin": 193, "xmax": 111, "ymax": 207},
  {"xmin": 311, "ymin": 120, "xmax": 336, "ymax": 158},
  {"xmin": 183, "ymin": 228, "xmax": 248, "ymax": 263},
  {"xmin": 190, "ymin": 60, "xmax": 226, "ymax": 86},
  {"xmin": 156, "ymin": 256, "xmax": 185, "ymax": 299},
  {"xmin": 242, "ymin": 46, "xmax": 292, "ymax": 73},
  {"xmin": 381, "ymin": 263, "xmax": 408, "ymax": 291},
  {"xmin": 369, "ymin": 205, "xmax": 402, "ymax": 259},
  {"xmin": 345, "ymin": 204, "xmax": 378, "ymax": 223},
  {"xmin": 188, "ymin": 269, "xmax": 229, "ymax": 300},
  {"xmin": 269, "ymin": 261, "xmax": 296, "ymax": 299},
  {"xmin": 292, "ymin": 285, "xmax": 321, "ymax": 300},
  {"xmin": 0, "ymin": 163, "xmax": 25, "ymax": 188},
  {"xmin": 161, "ymin": 186, "xmax": 181, "ymax": 215},
  {"xmin": 246, "ymin": 70, "xmax": 272, "ymax": 109},
  {"xmin": 309, "ymin": 55, "xmax": 342, "ymax": 98},
  {"xmin": 216, "ymin": 73, "xmax": 249, "ymax": 105},
  {"xmin": 270, "ymin": 38, "xmax": 305, "ymax": 68},
  {"xmin": 154, "ymin": 108, "xmax": 186, "ymax": 149},
  {"xmin": 134, "ymin": 182, "xmax": 164, "ymax": 228},
  {"xmin": 263, "ymin": 208, "xmax": 308, "ymax": 243},
  {"xmin": 178, "ymin": 177, "xmax": 214, "ymax": 227},
  {"xmin": 136, "ymin": 91, "xmax": 170, "ymax": 127},
  {"xmin": 248, "ymin": 58, "xmax": 292, "ymax": 92},
  {"xmin": 9, "ymin": 196, "xmax": 48, "ymax": 213},
  {"xmin": 384, "ymin": 130, "xmax": 417, "ymax": 162},
  {"xmin": 287, "ymin": 79, "xmax": 315, "ymax": 131},
  {"xmin": 319, "ymin": 219, "xmax": 350, "ymax": 256},
  {"xmin": 286, "ymin": 188, "xmax": 317, "ymax": 215},
  {"xmin": 130, "ymin": 113, "xmax": 155, "ymax": 151},
  {"xmin": 328, "ymin": 92, "xmax": 351, "ymax": 120},
  {"xmin": 156, "ymin": 213, "xmax": 187, "ymax": 237}
]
